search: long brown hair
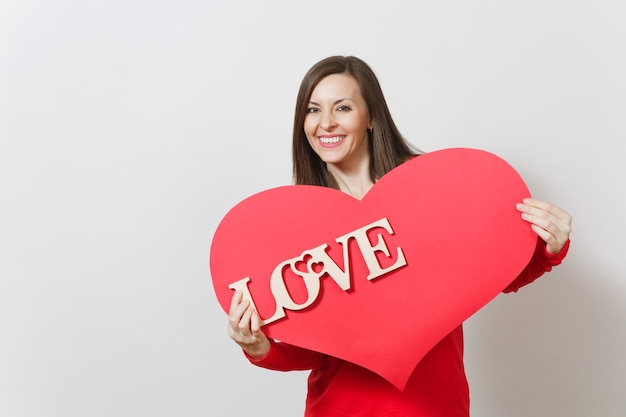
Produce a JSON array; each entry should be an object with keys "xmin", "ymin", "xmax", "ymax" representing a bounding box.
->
[{"xmin": 292, "ymin": 56, "xmax": 421, "ymax": 187}]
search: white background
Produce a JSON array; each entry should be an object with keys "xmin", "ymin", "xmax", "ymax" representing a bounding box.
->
[{"xmin": 1, "ymin": 1, "xmax": 624, "ymax": 416}]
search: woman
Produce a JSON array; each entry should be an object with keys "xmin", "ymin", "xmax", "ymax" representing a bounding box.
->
[{"xmin": 227, "ymin": 56, "xmax": 572, "ymax": 416}]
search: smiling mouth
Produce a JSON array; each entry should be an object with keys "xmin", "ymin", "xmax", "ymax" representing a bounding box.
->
[{"xmin": 319, "ymin": 136, "xmax": 345, "ymax": 144}]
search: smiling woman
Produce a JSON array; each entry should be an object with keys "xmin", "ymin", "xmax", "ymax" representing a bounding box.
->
[
  {"xmin": 292, "ymin": 56, "xmax": 419, "ymax": 192},
  {"xmin": 303, "ymin": 74, "xmax": 374, "ymax": 199},
  {"xmin": 303, "ymin": 73, "xmax": 373, "ymax": 191},
  {"xmin": 225, "ymin": 55, "xmax": 572, "ymax": 417}
]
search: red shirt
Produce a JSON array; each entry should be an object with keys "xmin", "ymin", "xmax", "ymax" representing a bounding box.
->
[{"xmin": 248, "ymin": 238, "xmax": 570, "ymax": 417}]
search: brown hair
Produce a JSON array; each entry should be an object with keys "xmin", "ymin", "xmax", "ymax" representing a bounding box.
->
[{"xmin": 292, "ymin": 55, "xmax": 421, "ymax": 187}]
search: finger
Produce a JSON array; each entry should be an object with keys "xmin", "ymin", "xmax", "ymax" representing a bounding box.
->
[
  {"xmin": 228, "ymin": 295, "xmax": 250, "ymax": 331},
  {"xmin": 525, "ymin": 211, "xmax": 563, "ymax": 243},
  {"xmin": 519, "ymin": 198, "xmax": 571, "ymax": 225},
  {"xmin": 228, "ymin": 290, "xmax": 243, "ymax": 315},
  {"xmin": 518, "ymin": 200, "xmax": 571, "ymax": 234},
  {"xmin": 238, "ymin": 304, "xmax": 254, "ymax": 335},
  {"xmin": 530, "ymin": 223, "xmax": 553, "ymax": 243},
  {"xmin": 250, "ymin": 308, "xmax": 262, "ymax": 333},
  {"xmin": 531, "ymin": 223, "xmax": 568, "ymax": 254}
]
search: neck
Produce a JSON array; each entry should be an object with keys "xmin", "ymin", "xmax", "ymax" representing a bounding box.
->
[{"xmin": 326, "ymin": 155, "xmax": 374, "ymax": 200}]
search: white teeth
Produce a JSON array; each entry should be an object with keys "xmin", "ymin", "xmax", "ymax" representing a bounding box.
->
[{"xmin": 320, "ymin": 136, "xmax": 344, "ymax": 144}]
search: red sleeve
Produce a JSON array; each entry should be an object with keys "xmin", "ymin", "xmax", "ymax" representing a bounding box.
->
[
  {"xmin": 245, "ymin": 339, "xmax": 328, "ymax": 372},
  {"xmin": 503, "ymin": 237, "xmax": 570, "ymax": 293}
]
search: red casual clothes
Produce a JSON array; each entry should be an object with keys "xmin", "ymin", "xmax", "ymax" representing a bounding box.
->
[{"xmin": 247, "ymin": 237, "xmax": 570, "ymax": 417}]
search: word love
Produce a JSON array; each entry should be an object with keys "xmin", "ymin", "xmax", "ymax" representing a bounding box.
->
[{"xmin": 228, "ymin": 217, "xmax": 407, "ymax": 325}]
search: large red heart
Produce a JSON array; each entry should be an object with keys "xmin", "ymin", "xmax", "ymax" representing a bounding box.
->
[{"xmin": 209, "ymin": 148, "xmax": 536, "ymax": 390}]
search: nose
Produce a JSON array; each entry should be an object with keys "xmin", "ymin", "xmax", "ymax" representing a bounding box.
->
[{"xmin": 320, "ymin": 110, "xmax": 336, "ymax": 131}]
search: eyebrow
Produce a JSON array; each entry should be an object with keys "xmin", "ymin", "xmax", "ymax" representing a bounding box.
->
[{"xmin": 308, "ymin": 98, "xmax": 356, "ymax": 106}]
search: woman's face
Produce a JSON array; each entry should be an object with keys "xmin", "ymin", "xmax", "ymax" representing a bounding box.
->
[{"xmin": 304, "ymin": 73, "xmax": 371, "ymax": 169}]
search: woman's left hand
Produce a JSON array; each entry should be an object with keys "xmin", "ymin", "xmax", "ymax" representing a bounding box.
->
[{"xmin": 516, "ymin": 198, "xmax": 572, "ymax": 255}]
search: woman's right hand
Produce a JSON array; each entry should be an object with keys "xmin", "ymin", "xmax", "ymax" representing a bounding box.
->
[{"xmin": 228, "ymin": 290, "xmax": 271, "ymax": 359}]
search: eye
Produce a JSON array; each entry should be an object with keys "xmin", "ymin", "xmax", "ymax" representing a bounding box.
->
[
  {"xmin": 337, "ymin": 105, "xmax": 351, "ymax": 111},
  {"xmin": 306, "ymin": 107, "xmax": 320, "ymax": 113}
]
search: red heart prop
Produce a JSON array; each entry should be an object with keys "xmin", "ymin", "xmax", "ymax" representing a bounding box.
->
[{"xmin": 209, "ymin": 148, "xmax": 536, "ymax": 390}]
